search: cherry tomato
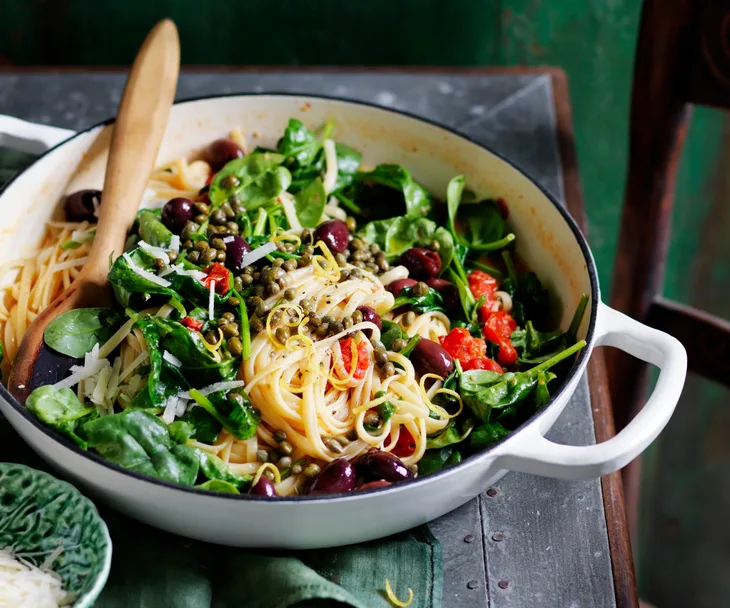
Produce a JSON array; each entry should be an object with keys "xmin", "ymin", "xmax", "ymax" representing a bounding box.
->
[
  {"xmin": 468, "ymin": 270, "xmax": 498, "ymax": 302},
  {"xmin": 337, "ymin": 337, "xmax": 370, "ymax": 381},
  {"xmin": 202, "ymin": 262, "xmax": 230, "ymax": 295},
  {"xmin": 181, "ymin": 317, "xmax": 204, "ymax": 331},
  {"xmin": 205, "ymin": 171, "xmax": 218, "ymax": 186},
  {"xmin": 483, "ymin": 311, "xmax": 518, "ymax": 366},
  {"xmin": 391, "ymin": 427, "xmax": 416, "ymax": 457},
  {"xmin": 462, "ymin": 356, "xmax": 503, "ymax": 373},
  {"xmin": 439, "ymin": 327, "xmax": 486, "ymax": 365}
]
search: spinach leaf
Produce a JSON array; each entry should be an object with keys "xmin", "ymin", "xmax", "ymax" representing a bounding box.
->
[
  {"xmin": 357, "ymin": 216, "xmax": 453, "ymax": 267},
  {"xmin": 446, "ymin": 175, "xmax": 515, "ymax": 252},
  {"xmin": 419, "ymin": 446, "xmax": 460, "ymax": 476},
  {"xmin": 80, "ymin": 410, "xmax": 200, "ymax": 485},
  {"xmin": 512, "ymin": 320, "xmax": 566, "ymax": 365},
  {"xmin": 469, "ymin": 421, "xmax": 510, "ymax": 451},
  {"xmin": 26, "ymin": 385, "xmax": 97, "ymax": 449},
  {"xmin": 209, "ymin": 153, "xmax": 291, "ymax": 210},
  {"xmin": 189, "ymin": 388, "xmax": 260, "ymax": 440},
  {"xmin": 179, "ymin": 406, "xmax": 221, "ymax": 443},
  {"xmin": 294, "ymin": 177, "xmax": 326, "ymax": 228},
  {"xmin": 511, "ymin": 272, "xmax": 550, "ymax": 328},
  {"xmin": 44, "ymin": 307, "xmax": 123, "ymax": 358},
  {"xmin": 196, "ymin": 449, "xmax": 251, "ymax": 488},
  {"xmin": 399, "ymin": 335, "xmax": 421, "ymax": 358},
  {"xmin": 460, "ymin": 341, "xmax": 586, "ymax": 422},
  {"xmin": 359, "ymin": 165, "xmax": 431, "ymax": 218},
  {"xmin": 333, "ymin": 142, "xmax": 362, "ymax": 191},
  {"xmin": 196, "ymin": 480, "xmax": 240, "ymax": 494},
  {"xmin": 138, "ymin": 210, "xmax": 173, "ymax": 248},
  {"xmin": 533, "ymin": 370, "xmax": 556, "ymax": 410},
  {"xmin": 277, "ymin": 118, "xmax": 320, "ymax": 167},
  {"xmin": 567, "ymin": 294, "xmax": 589, "ymax": 344},
  {"xmin": 426, "ymin": 419, "xmax": 474, "ymax": 450},
  {"xmin": 130, "ymin": 317, "xmax": 190, "ymax": 408},
  {"xmin": 108, "ymin": 248, "xmax": 174, "ymax": 306},
  {"xmin": 168, "ymin": 420, "xmax": 194, "ymax": 444},
  {"xmin": 390, "ymin": 285, "xmax": 445, "ymax": 314},
  {"xmin": 364, "ymin": 391, "xmax": 397, "ymax": 432},
  {"xmin": 380, "ymin": 320, "xmax": 408, "ymax": 351}
]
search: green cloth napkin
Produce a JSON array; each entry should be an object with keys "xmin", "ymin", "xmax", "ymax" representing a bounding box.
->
[{"xmin": 0, "ymin": 146, "xmax": 443, "ymax": 608}]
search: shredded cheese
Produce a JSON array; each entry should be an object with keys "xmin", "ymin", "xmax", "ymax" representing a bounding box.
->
[
  {"xmin": 278, "ymin": 191, "xmax": 302, "ymax": 231},
  {"xmin": 53, "ymin": 344, "xmax": 110, "ymax": 390},
  {"xmin": 0, "ymin": 548, "xmax": 69, "ymax": 608},
  {"xmin": 122, "ymin": 253, "xmax": 171, "ymax": 288},
  {"xmin": 137, "ymin": 240, "xmax": 170, "ymax": 263},
  {"xmin": 239, "ymin": 241, "xmax": 277, "ymax": 269},
  {"xmin": 169, "ymin": 235, "xmax": 180, "ymax": 253},
  {"xmin": 163, "ymin": 351, "xmax": 182, "ymax": 367},
  {"xmin": 323, "ymin": 139, "xmax": 338, "ymax": 194},
  {"xmin": 208, "ymin": 280, "xmax": 216, "ymax": 320}
]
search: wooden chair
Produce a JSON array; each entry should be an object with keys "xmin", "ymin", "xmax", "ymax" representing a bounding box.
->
[{"xmin": 608, "ymin": 0, "xmax": 730, "ymax": 529}]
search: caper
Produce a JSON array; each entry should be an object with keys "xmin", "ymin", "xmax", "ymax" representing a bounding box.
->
[
  {"xmin": 183, "ymin": 239, "xmax": 193, "ymax": 249},
  {"xmin": 252, "ymin": 272, "xmax": 261, "ymax": 281},
  {"xmin": 187, "ymin": 250, "xmax": 200, "ymax": 264},
  {"xmin": 220, "ymin": 311, "xmax": 235, "ymax": 323},
  {"xmin": 168, "ymin": 250, "xmax": 178, "ymax": 263},
  {"xmin": 276, "ymin": 277, "xmax": 287, "ymax": 289},
  {"xmin": 316, "ymin": 324, "xmax": 329, "ymax": 338},
  {"xmin": 404, "ymin": 311, "xmax": 417, "ymax": 326},
  {"xmin": 345, "ymin": 216, "xmax": 357, "ymax": 232},
  {"xmin": 303, "ymin": 463, "xmax": 321, "ymax": 478},
  {"xmin": 238, "ymin": 274, "xmax": 251, "ymax": 287},
  {"xmin": 279, "ymin": 440, "xmax": 294, "ymax": 455},
  {"xmin": 382, "ymin": 362, "xmax": 396, "ymax": 377},
  {"xmin": 244, "ymin": 266, "xmax": 255, "ymax": 274},
  {"xmin": 266, "ymin": 283, "xmax": 279, "ymax": 296},
  {"xmin": 335, "ymin": 253, "xmax": 347, "ymax": 267},
  {"xmin": 370, "ymin": 338, "xmax": 385, "ymax": 352},
  {"xmin": 429, "ymin": 240, "xmax": 441, "ymax": 251},
  {"xmin": 408, "ymin": 464, "xmax": 418, "ymax": 476},
  {"xmin": 218, "ymin": 316, "xmax": 230, "ymax": 327},
  {"xmin": 308, "ymin": 312, "xmax": 321, "ymax": 327},
  {"xmin": 284, "ymin": 288, "xmax": 296, "ymax": 301},
  {"xmin": 413, "ymin": 282, "xmax": 429, "ymax": 297},
  {"xmin": 222, "ymin": 323, "xmax": 239, "ymax": 338},
  {"xmin": 326, "ymin": 438, "xmax": 344, "ymax": 454},
  {"xmin": 206, "ymin": 225, "xmax": 217, "ymax": 237},
  {"xmin": 377, "ymin": 258, "xmax": 389, "ymax": 272},
  {"xmin": 226, "ymin": 222, "xmax": 239, "ymax": 234},
  {"xmin": 193, "ymin": 214, "xmax": 207, "ymax": 225},
  {"xmin": 351, "ymin": 238, "xmax": 365, "ymax": 250},
  {"xmin": 352, "ymin": 310, "xmax": 363, "ymax": 324},
  {"xmin": 221, "ymin": 202, "xmax": 235, "ymax": 218},
  {"xmin": 374, "ymin": 347, "xmax": 388, "ymax": 365},
  {"xmin": 273, "ymin": 430, "xmax": 287, "ymax": 443},
  {"xmin": 256, "ymin": 449, "xmax": 269, "ymax": 463},
  {"xmin": 275, "ymin": 327, "xmax": 290, "ymax": 343},
  {"xmin": 283, "ymin": 259, "xmax": 297, "ymax": 272},
  {"xmin": 202, "ymin": 248, "xmax": 218, "ymax": 263},
  {"xmin": 221, "ymin": 175, "xmax": 240, "ymax": 189},
  {"xmin": 228, "ymin": 336, "xmax": 243, "ymax": 356},
  {"xmin": 292, "ymin": 463, "xmax": 303, "ymax": 475},
  {"xmin": 211, "ymin": 209, "xmax": 227, "ymax": 224},
  {"xmin": 250, "ymin": 317, "xmax": 264, "ymax": 333},
  {"xmin": 216, "ymin": 251, "xmax": 226, "ymax": 263},
  {"xmin": 278, "ymin": 456, "xmax": 292, "ymax": 469},
  {"xmin": 331, "ymin": 320, "xmax": 344, "ymax": 334},
  {"xmin": 229, "ymin": 196, "xmax": 244, "ymax": 213},
  {"xmin": 263, "ymin": 469, "xmax": 276, "ymax": 481},
  {"xmin": 349, "ymin": 268, "xmax": 362, "ymax": 279},
  {"xmin": 392, "ymin": 338, "xmax": 407, "ymax": 352},
  {"xmin": 322, "ymin": 315, "xmax": 334, "ymax": 326},
  {"xmin": 273, "ymin": 258, "xmax": 284, "ymax": 268},
  {"xmin": 226, "ymin": 297, "xmax": 240, "ymax": 308},
  {"xmin": 339, "ymin": 269, "xmax": 351, "ymax": 283},
  {"xmin": 153, "ymin": 258, "xmax": 166, "ymax": 271},
  {"xmin": 211, "ymin": 237, "xmax": 226, "ymax": 250},
  {"xmin": 342, "ymin": 316, "xmax": 353, "ymax": 329},
  {"xmin": 298, "ymin": 253, "xmax": 312, "ymax": 267},
  {"xmin": 364, "ymin": 412, "xmax": 380, "ymax": 427},
  {"xmin": 300, "ymin": 228, "xmax": 312, "ymax": 244},
  {"xmin": 193, "ymin": 201, "xmax": 210, "ymax": 215},
  {"xmin": 204, "ymin": 330, "xmax": 220, "ymax": 344},
  {"xmin": 181, "ymin": 221, "xmax": 199, "ymax": 240},
  {"xmin": 253, "ymin": 285, "xmax": 265, "ymax": 297},
  {"xmin": 271, "ymin": 310, "xmax": 282, "ymax": 324},
  {"xmin": 233, "ymin": 276, "xmax": 243, "ymax": 292},
  {"xmin": 194, "ymin": 240, "xmax": 209, "ymax": 252}
]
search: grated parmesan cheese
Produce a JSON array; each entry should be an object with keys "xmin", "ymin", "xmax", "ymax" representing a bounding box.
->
[
  {"xmin": 322, "ymin": 139, "xmax": 338, "ymax": 194},
  {"xmin": 137, "ymin": 240, "xmax": 170, "ymax": 263},
  {"xmin": 122, "ymin": 253, "xmax": 171, "ymax": 288},
  {"xmin": 278, "ymin": 191, "xmax": 302, "ymax": 231},
  {"xmin": 53, "ymin": 344, "xmax": 110, "ymax": 390},
  {"xmin": 208, "ymin": 280, "xmax": 216, "ymax": 320},
  {"xmin": 169, "ymin": 235, "xmax": 180, "ymax": 253},
  {"xmin": 0, "ymin": 547, "xmax": 69, "ymax": 608},
  {"xmin": 163, "ymin": 351, "xmax": 182, "ymax": 367},
  {"xmin": 239, "ymin": 242, "xmax": 277, "ymax": 269}
]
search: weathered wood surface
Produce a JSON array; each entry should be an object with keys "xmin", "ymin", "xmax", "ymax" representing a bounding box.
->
[{"xmin": 0, "ymin": 70, "xmax": 621, "ymax": 607}]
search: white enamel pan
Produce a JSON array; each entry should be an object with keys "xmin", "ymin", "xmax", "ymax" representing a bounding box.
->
[{"xmin": 0, "ymin": 96, "xmax": 687, "ymax": 548}]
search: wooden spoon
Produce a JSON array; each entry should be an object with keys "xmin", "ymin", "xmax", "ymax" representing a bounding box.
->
[{"xmin": 9, "ymin": 19, "xmax": 180, "ymax": 403}]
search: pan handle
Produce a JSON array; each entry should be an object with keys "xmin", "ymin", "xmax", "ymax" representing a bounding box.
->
[
  {"xmin": 495, "ymin": 302, "xmax": 686, "ymax": 480},
  {"xmin": 0, "ymin": 115, "xmax": 75, "ymax": 155}
]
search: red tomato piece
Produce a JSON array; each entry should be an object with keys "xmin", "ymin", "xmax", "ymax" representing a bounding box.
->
[
  {"xmin": 338, "ymin": 337, "xmax": 370, "ymax": 381},
  {"xmin": 439, "ymin": 327, "xmax": 486, "ymax": 366},
  {"xmin": 468, "ymin": 270, "xmax": 498, "ymax": 302},
  {"xmin": 202, "ymin": 262, "xmax": 230, "ymax": 295},
  {"xmin": 483, "ymin": 311, "xmax": 518, "ymax": 366},
  {"xmin": 205, "ymin": 171, "xmax": 217, "ymax": 186},
  {"xmin": 181, "ymin": 317, "xmax": 204, "ymax": 331},
  {"xmin": 462, "ymin": 356, "xmax": 503, "ymax": 373},
  {"xmin": 391, "ymin": 427, "xmax": 416, "ymax": 457}
]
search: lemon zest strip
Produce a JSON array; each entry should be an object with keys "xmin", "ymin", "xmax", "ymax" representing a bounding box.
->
[
  {"xmin": 252, "ymin": 463, "xmax": 281, "ymax": 487},
  {"xmin": 385, "ymin": 579, "xmax": 413, "ymax": 607}
]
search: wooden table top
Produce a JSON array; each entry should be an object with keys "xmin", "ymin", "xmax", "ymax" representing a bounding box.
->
[{"xmin": 0, "ymin": 66, "xmax": 637, "ymax": 608}]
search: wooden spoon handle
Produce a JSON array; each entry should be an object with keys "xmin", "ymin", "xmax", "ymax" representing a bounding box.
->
[{"xmin": 84, "ymin": 19, "xmax": 180, "ymax": 281}]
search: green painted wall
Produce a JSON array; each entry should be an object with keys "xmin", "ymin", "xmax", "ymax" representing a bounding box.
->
[{"xmin": 2, "ymin": 2, "xmax": 729, "ymax": 604}]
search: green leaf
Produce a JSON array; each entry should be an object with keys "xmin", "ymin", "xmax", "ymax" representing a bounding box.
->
[
  {"xmin": 80, "ymin": 410, "xmax": 200, "ymax": 485},
  {"xmin": 137, "ymin": 210, "xmax": 173, "ymax": 247},
  {"xmin": 363, "ymin": 391, "xmax": 397, "ymax": 432},
  {"xmin": 426, "ymin": 419, "xmax": 474, "ymax": 450},
  {"xmin": 391, "ymin": 285, "xmax": 445, "ymax": 314},
  {"xmin": 469, "ymin": 421, "xmax": 510, "ymax": 451},
  {"xmin": 380, "ymin": 320, "xmax": 408, "ymax": 351},
  {"xmin": 195, "ymin": 480, "xmax": 240, "ymax": 494},
  {"xmin": 168, "ymin": 420, "xmax": 194, "ymax": 444},
  {"xmin": 446, "ymin": 175, "xmax": 515, "ymax": 252},
  {"xmin": 294, "ymin": 177, "xmax": 326, "ymax": 228},
  {"xmin": 418, "ymin": 446, "xmax": 461, "ymax": 476},
  {"xmin": 533, "ymin": 370, "xmax": 557, "ymax": 410},
  {"xmin": 333, "ymin": 142, "xmax": 362, "ymax": 191},
  {"xmin": 278, "ymin": 118, "xmax": 320, "ymax": 166},
  {"xmin": 44, "ymin": 307, "xmax": 123, "ymax": 358},
  {"xmin": 196, "ymin": 449, "xmax": 251, "ymax": 489},
  {"xmin": 399, "ymin": 335, "xmax": 421, "ymax": 358},
  {"xmin": 189, "ymin": 388, "xmax": 260, "ymax": 440},
  {"xmin": 567, "ymin": 294, "xmax": 589, "ymax": 343},
  {"xmin": 26, "ymin": 385, "xmax": 97, "ymax": 449},
  {"xmin": 513, "ymin": 320, "xmax": 566, "ymax": 365},
  {"xmin": 209, "ymin": 153, "xmax": 290, "ymax": 209},
  {"xmin": 179, "ymin": 406, "xmax": 221, "ymax": 443},
  {"xmin": 359, "ymin": 164, "xmax": 431, "ymax": 218},
  {"xmin": 357, "ymin": 216, "xmax": 453, "ymax": 267}
]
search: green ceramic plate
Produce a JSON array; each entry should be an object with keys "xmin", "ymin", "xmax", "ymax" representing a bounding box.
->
[{"xmin": 0, "ymin": 463, "xmax": 112, "ymax": 607}]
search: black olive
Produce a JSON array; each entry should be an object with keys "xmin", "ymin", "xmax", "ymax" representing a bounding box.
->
[
  {"xmin": 161, "ymin": 197, "xmax": 195, "ymax": 233},
  {"xmin": 64, "ymin": 189, "xmax": 101, "ymax": 222},
  {"xmin": 205, "ymin": 139, "xmax": 244, "ymax": 172},
  {"xmin": 313, "ymin": 220, "xmax": 350, "ymax": 253}
]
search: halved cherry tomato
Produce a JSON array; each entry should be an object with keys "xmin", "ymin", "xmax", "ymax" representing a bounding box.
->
[
  {"xmin": 202, "ymin": 262, "xmax": 230, "ymax": 295},
  {"xmin": 181, "ymin": 317, "xmax": 204, "ymax": 331},
  {"xmin": 337, "ymin": 337, "xmax": 370, "ymax": 381},
  {"xmin": 468, "ymin": 270, "xmax": 498, "ymax": 302},
  {"xmin": 483, "ymin": 311, "xmax": 518, "ymax": 366},
  {"xmin": 439, "ymin": 327, "xmax": 486, "ymax": 364},
  {"xmin": 391, "ymin": 427, "xmax": 416, "ymax": 457},
  {"xmin": 462, "ymin": 356, "xmax": 503, "ymax": 373}
]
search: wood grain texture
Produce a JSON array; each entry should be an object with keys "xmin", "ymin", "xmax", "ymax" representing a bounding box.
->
[{"xmin": 552, "ymin": 70, "xmax": 639, "ymax": 608}]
